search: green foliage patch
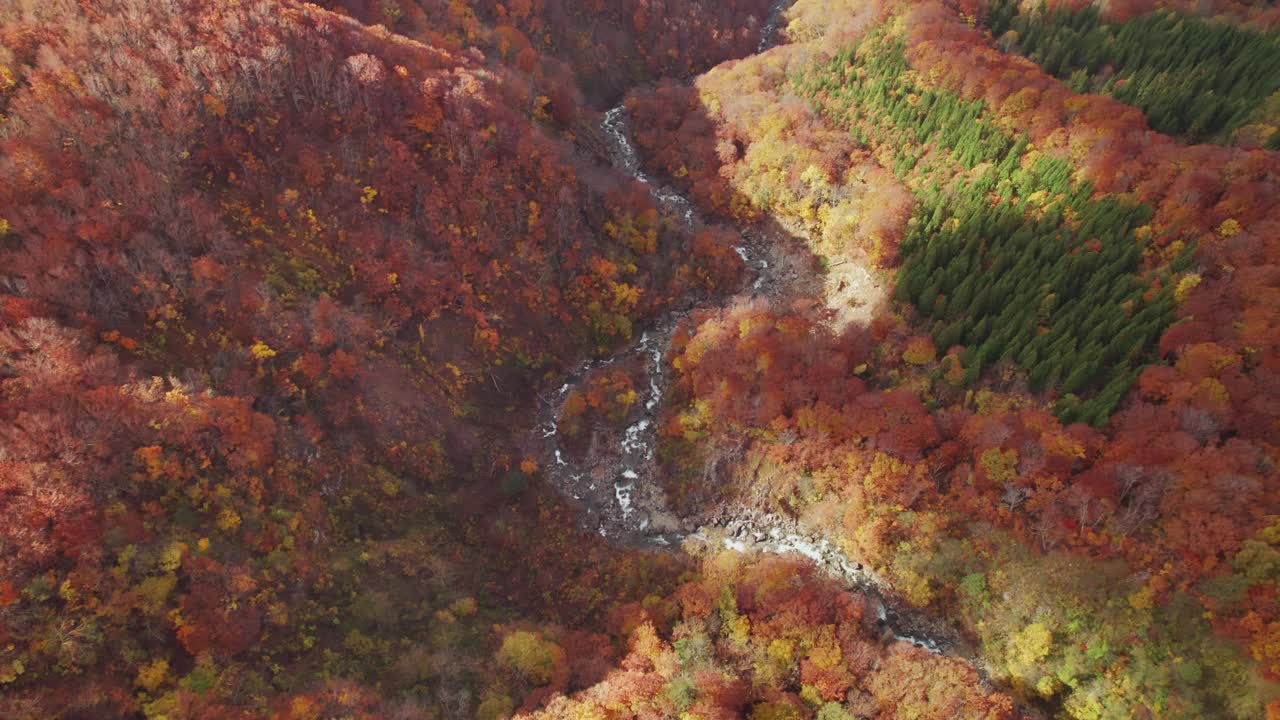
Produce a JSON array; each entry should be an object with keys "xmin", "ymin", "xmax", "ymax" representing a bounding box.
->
[
  {"xmin": 986, "ymin": 1, "xmax": 1280, "ymax": 145},
  {"xmin": 798, "ymin": 37, "xmax": 1181, "ymax": 425}
]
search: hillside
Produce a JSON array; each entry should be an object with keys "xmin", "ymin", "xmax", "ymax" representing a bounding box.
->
[{"xmin": 0, "ymin": 0, "xmax": 1277, "ymax": 719}]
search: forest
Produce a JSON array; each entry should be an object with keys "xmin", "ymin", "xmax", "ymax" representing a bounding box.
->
[
  {"xmin": 985, "ymin": 0, "xmax": 1280, "ymax": 146},
  {"xmin": 0, "ymin": 0, "xmax": 1277, "ymax": 719}
]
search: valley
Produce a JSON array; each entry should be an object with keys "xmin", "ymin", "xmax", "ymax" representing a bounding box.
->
[{"xmin": 1, "ymin": 1, "xmax": 1277, "ymax": 719}]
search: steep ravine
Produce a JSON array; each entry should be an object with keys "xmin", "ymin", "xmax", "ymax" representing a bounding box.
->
[
  {"xmin": 537, "ymin": 0, "xmax": 1004, "ymax": 695},
  {"xmin": 538, "ymin": 99, "xmax": 959, "ymax": 656}
]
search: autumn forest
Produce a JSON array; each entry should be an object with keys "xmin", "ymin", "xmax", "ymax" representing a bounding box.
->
[{"xmin": 1, "ymin": 0, "xmax": 1278, "ymax": 718}]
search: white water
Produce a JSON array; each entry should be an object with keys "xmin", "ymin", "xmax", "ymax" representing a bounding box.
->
[
  {"xmin": 602, "ymin": 107, "xmax": 697, "ymax": 226},
  {"xmin": 757, "ymin": 0, "xmax": 790, "ymax": 53}
]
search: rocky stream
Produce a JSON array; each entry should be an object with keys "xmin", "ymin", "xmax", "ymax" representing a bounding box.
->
[{"xmin": 537, "ymin": 0, "xmax": 969, "ymax": 665}]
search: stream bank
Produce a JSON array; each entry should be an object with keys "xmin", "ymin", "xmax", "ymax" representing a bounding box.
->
[{"xmin": 534, "ymin": 2, "xmax": 1033, "ymax": 707}]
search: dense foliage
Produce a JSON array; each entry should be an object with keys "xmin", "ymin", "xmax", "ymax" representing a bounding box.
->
[
  {"xmin": 986, "ymin": 1, "xmax": 1280, "ymax": 146},
  {"xmin": 629, "ymin": 0, "xmax": 1280, "ymax": 717},
  {"xmin": 527, "ymin": 552, "xmax": 1016, "ymax": 720},
  {"xmin": 3, "ymin": 0, "xmax": 1279, "ymax": 719},
  {"xmin": 0, "ymin": 0, "xmax": 740, "ymax": 716},
  {"xmin": 321, "ymin": 0, "xmax": 781, "ymax": 104},
  {"xmin": 802, "ymin": 36, "xmax": 1182, "ymax": 424}
]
